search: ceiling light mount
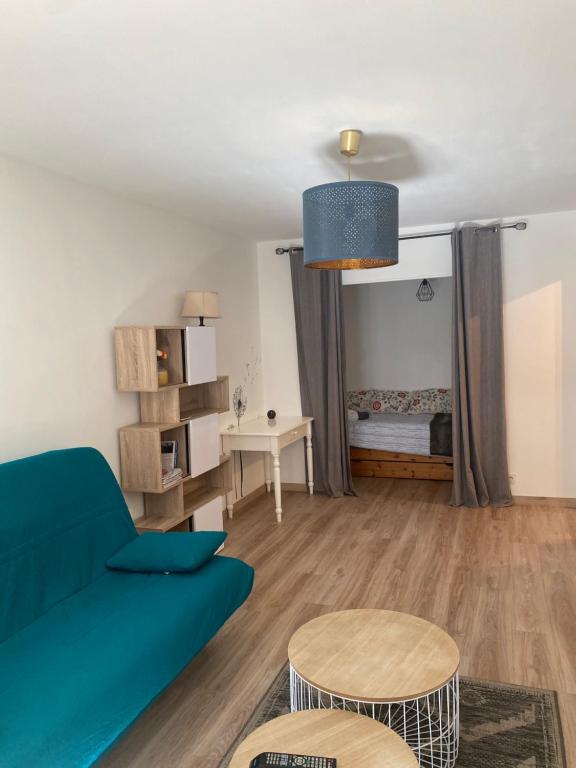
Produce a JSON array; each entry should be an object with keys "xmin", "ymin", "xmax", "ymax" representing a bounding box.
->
[{"xmin": 339, "ymin": 129, "xmax": 362, "ymax": 158}]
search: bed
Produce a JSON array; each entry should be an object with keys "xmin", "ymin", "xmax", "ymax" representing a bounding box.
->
[{"xmin": 348, "ymin": 388, "xmax": 454, "ymax": 481}]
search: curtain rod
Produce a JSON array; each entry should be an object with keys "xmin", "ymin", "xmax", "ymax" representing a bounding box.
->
[{"xmin": 275, "ymin": 221, "xmax": 528, "ymax": 255}]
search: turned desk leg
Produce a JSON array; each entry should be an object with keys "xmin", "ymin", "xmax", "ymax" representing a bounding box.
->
[
  {"xmin": 264, "ymin": 452, "xmax": 272, "ymax": 493},
  {"xmin": 226, "ymin": 491, "xmax": 234, "ymax": 520},
  {"xmin": 306, "ymin": 428, "xmax": 314, "ymax": 496},
  {"xmin": 272, "ymin": 452, "xmax": 282, "ymax": 523}
]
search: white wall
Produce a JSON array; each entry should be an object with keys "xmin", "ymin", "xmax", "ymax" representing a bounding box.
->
[
  {"xmin": 502, "ymin": 210, "xmax": 576, "ymax": 498},
  {"xmin": 257, "ymin": 210, "xmax": 576, "ymax": 498},
  {"xmin": 0, "ymin": 156, "xmax": 264, "ymax": 518},
  {"xmin": 342, "ymin": 234, "xmax": 452, "ymax": 285},
  {"xmin": 343, "ymin": 278, "xmax": 452, "ymax": 392},
  {"xmin": 256, "ymin": 240, "xmax": 305, "ymax": 483}
]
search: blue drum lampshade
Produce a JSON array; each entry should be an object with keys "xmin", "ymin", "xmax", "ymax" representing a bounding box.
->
[{"xmin": 303, "ymin": 180, "xmax": 399, "ymax": 269}]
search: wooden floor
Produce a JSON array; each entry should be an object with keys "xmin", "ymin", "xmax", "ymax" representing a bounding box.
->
[{"xmin": 101, "ymin": 478, "xmax": 576, "ymax": 767}]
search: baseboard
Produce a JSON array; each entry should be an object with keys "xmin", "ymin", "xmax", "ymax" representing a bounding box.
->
[
  {"xmin": 233, "ymin": 488, "xmax": 576, "ymax": 512},
  {"xmin": 232, "ymin": 488, "xmax": 576, "ymax": 511},
  {"xmin": 514, "ymin": 495, "xmax": 576, "ymax": 508},
  {"xmin": 232, "ymin": 485, "xmax": 267, "ymax": 513},
  {"xmin": 281, "ymin": 482, "xmax": 308, "ymax": 493},
  {"xmin": 231, "ymin": 482, "xmax": 309, "ymax": 515}
]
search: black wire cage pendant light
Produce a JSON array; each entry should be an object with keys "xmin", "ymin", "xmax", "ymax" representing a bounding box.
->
[
  {"xmin": 302, "ymin": 130, "xmax": 399, "ymax": 269},
  {"xmin": 416, "ymin": 279, "xmax": 434, "ymax": 302}
]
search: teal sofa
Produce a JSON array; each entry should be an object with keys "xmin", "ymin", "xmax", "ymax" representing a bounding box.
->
[{"xmin": 0, "ymin": 448, "xmax": 254, "ymax": 767}]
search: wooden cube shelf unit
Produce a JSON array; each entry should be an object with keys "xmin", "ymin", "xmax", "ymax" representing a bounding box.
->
[
  {"xmin": 139, "ymin": 377, "xmax": 229, "ymax": 423},
  {"xmin": 120, "ymin": 406, "xmax": 227, "ymax": 484},
  {"xmin": 115, "ymin": 326, "xmax": 185, "ymax": 392},
  {"xmin": 115, "ymin": 323, "xmax": 229, "ymax": 534},
  {"xmin": 119, "ymin": 422, "xmax": 189, "ymax": 493},
  {"xmin": 183, "ymin": 458, "xmax": 232, "ymax": 519},
  {"xmin": 137, "ymin": 455, "xmax": 233, "ymax": 533}
]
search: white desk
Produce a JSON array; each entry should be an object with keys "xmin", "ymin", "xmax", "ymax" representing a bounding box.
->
[{"xmin": 221, "ymin": 416, "xmax": 314, "ymax": 523}]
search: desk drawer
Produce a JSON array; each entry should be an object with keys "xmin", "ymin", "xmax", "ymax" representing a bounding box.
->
[{"xmin": 278, "ymin": 422, "xmax": 308, "ymax": 450}]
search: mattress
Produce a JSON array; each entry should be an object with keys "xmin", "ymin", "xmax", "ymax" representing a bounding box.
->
[{"xmin": 348, "ymin": 413, "xmax": 434, "ymax": 455}]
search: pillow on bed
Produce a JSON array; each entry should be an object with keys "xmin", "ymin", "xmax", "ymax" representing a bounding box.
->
[
  {"xmin": 407, "ymin": 388, "xmax": 452, "ymax": 414},
  {"xmin": 347, "ymin": 389, "xmax": 411, "ymax": 413},
  {"xmin": 347, "ymin": 391, "xmax": 372, "ymax": 410}
]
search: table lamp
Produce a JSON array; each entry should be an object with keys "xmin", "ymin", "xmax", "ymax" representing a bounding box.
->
[{"xmin": 181, "ymin": 290, "xmax": 221, "ymax": 326}]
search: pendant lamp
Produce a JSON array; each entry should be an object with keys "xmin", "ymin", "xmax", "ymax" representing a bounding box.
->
[
  {"xmin": 303, "ymin": 130, "xmax": 399, "ymax": 269},
  {"xmin": 416, "ymin": 279, "xmax": 434, "ymax": 302}
]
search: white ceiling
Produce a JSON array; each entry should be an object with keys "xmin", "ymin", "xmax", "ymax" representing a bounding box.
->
[{"xmin": 1, "ymin": 1, "xmax": 575, "ymax": 239}]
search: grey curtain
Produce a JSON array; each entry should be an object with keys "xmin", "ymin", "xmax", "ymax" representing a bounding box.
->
[
  {"xmin": 451, "ymin": 224, "xmax": 513, "ymax": 507},
  {"xmin": 290, "ymin": 251, "xmax": 356, "ymax": 497}
]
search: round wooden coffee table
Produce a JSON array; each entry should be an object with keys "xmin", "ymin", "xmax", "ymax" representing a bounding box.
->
[
  {"xmin": 228, "ymin": 709, "xmax": 418, "ymax": 767},
  {"xmin": 288, "ymin": 610, "xmax": 460, "ymax": 768}
]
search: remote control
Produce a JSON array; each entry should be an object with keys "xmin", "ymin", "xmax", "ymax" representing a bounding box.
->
[{"xmin": 250, "ymin": 753, "xmax": 336, "ymax": 768}]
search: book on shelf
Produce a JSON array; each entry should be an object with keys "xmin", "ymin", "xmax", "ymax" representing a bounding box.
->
[
  {"xmin": 161, "ymin": 467, "xmax": 183, "ymax": 486},
  {"xmin": 161, "ymin": 440, "xmax": 178, "ymax": 473}
]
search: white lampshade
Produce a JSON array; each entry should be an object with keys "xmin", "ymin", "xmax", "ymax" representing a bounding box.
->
[{"xmin": 181, "ymin": 290, "xmax": 221, "ymax": 319}]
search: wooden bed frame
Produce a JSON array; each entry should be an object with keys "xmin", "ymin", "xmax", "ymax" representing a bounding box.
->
[{"xmin": 350, "ymin": 447, "xmax": 454, "ymax": 481}]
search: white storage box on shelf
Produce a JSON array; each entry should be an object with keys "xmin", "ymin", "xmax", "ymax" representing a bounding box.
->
[
  {"xmin": 185, "ymin": 326, "xmax": 217, "ymax": 385},
  {"xmin": 188, "ymin": 412, "xmax": 220, "ymax": 478},
  {"xmin": 192, "ymin": 495, "xmax": 224, "ymax": 533}
]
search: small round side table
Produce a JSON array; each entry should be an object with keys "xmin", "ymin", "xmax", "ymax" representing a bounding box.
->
[
  {"xmin": 228, "ymin": 709, "xmax": 418, "ymax": 768},
  {"xmin": 288, "ymin": 610, "xmax": 460, "ymax": 768}
]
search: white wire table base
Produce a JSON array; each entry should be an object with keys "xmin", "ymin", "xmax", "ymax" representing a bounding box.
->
[{"xmin": 290, "ymin": 665, "xmax": 459, "ymax": 768}]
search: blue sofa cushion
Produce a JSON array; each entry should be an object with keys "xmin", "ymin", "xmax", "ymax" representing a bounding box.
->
[
  {"xmin": 0, "ymin": 554, "xmax": 254, "ymax": 768},
  {"xmin": 107, "ymin": 531, "xmax": 227, "ymax": 573},
  {"xmin": 0, "ymin": 448, "xmax": 136, "ymax": 643}
]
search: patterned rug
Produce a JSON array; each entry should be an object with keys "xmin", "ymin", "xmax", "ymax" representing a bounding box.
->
[{"xmin": 220, "ymin": 664, "xmax": 566, "ymax": 767}]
